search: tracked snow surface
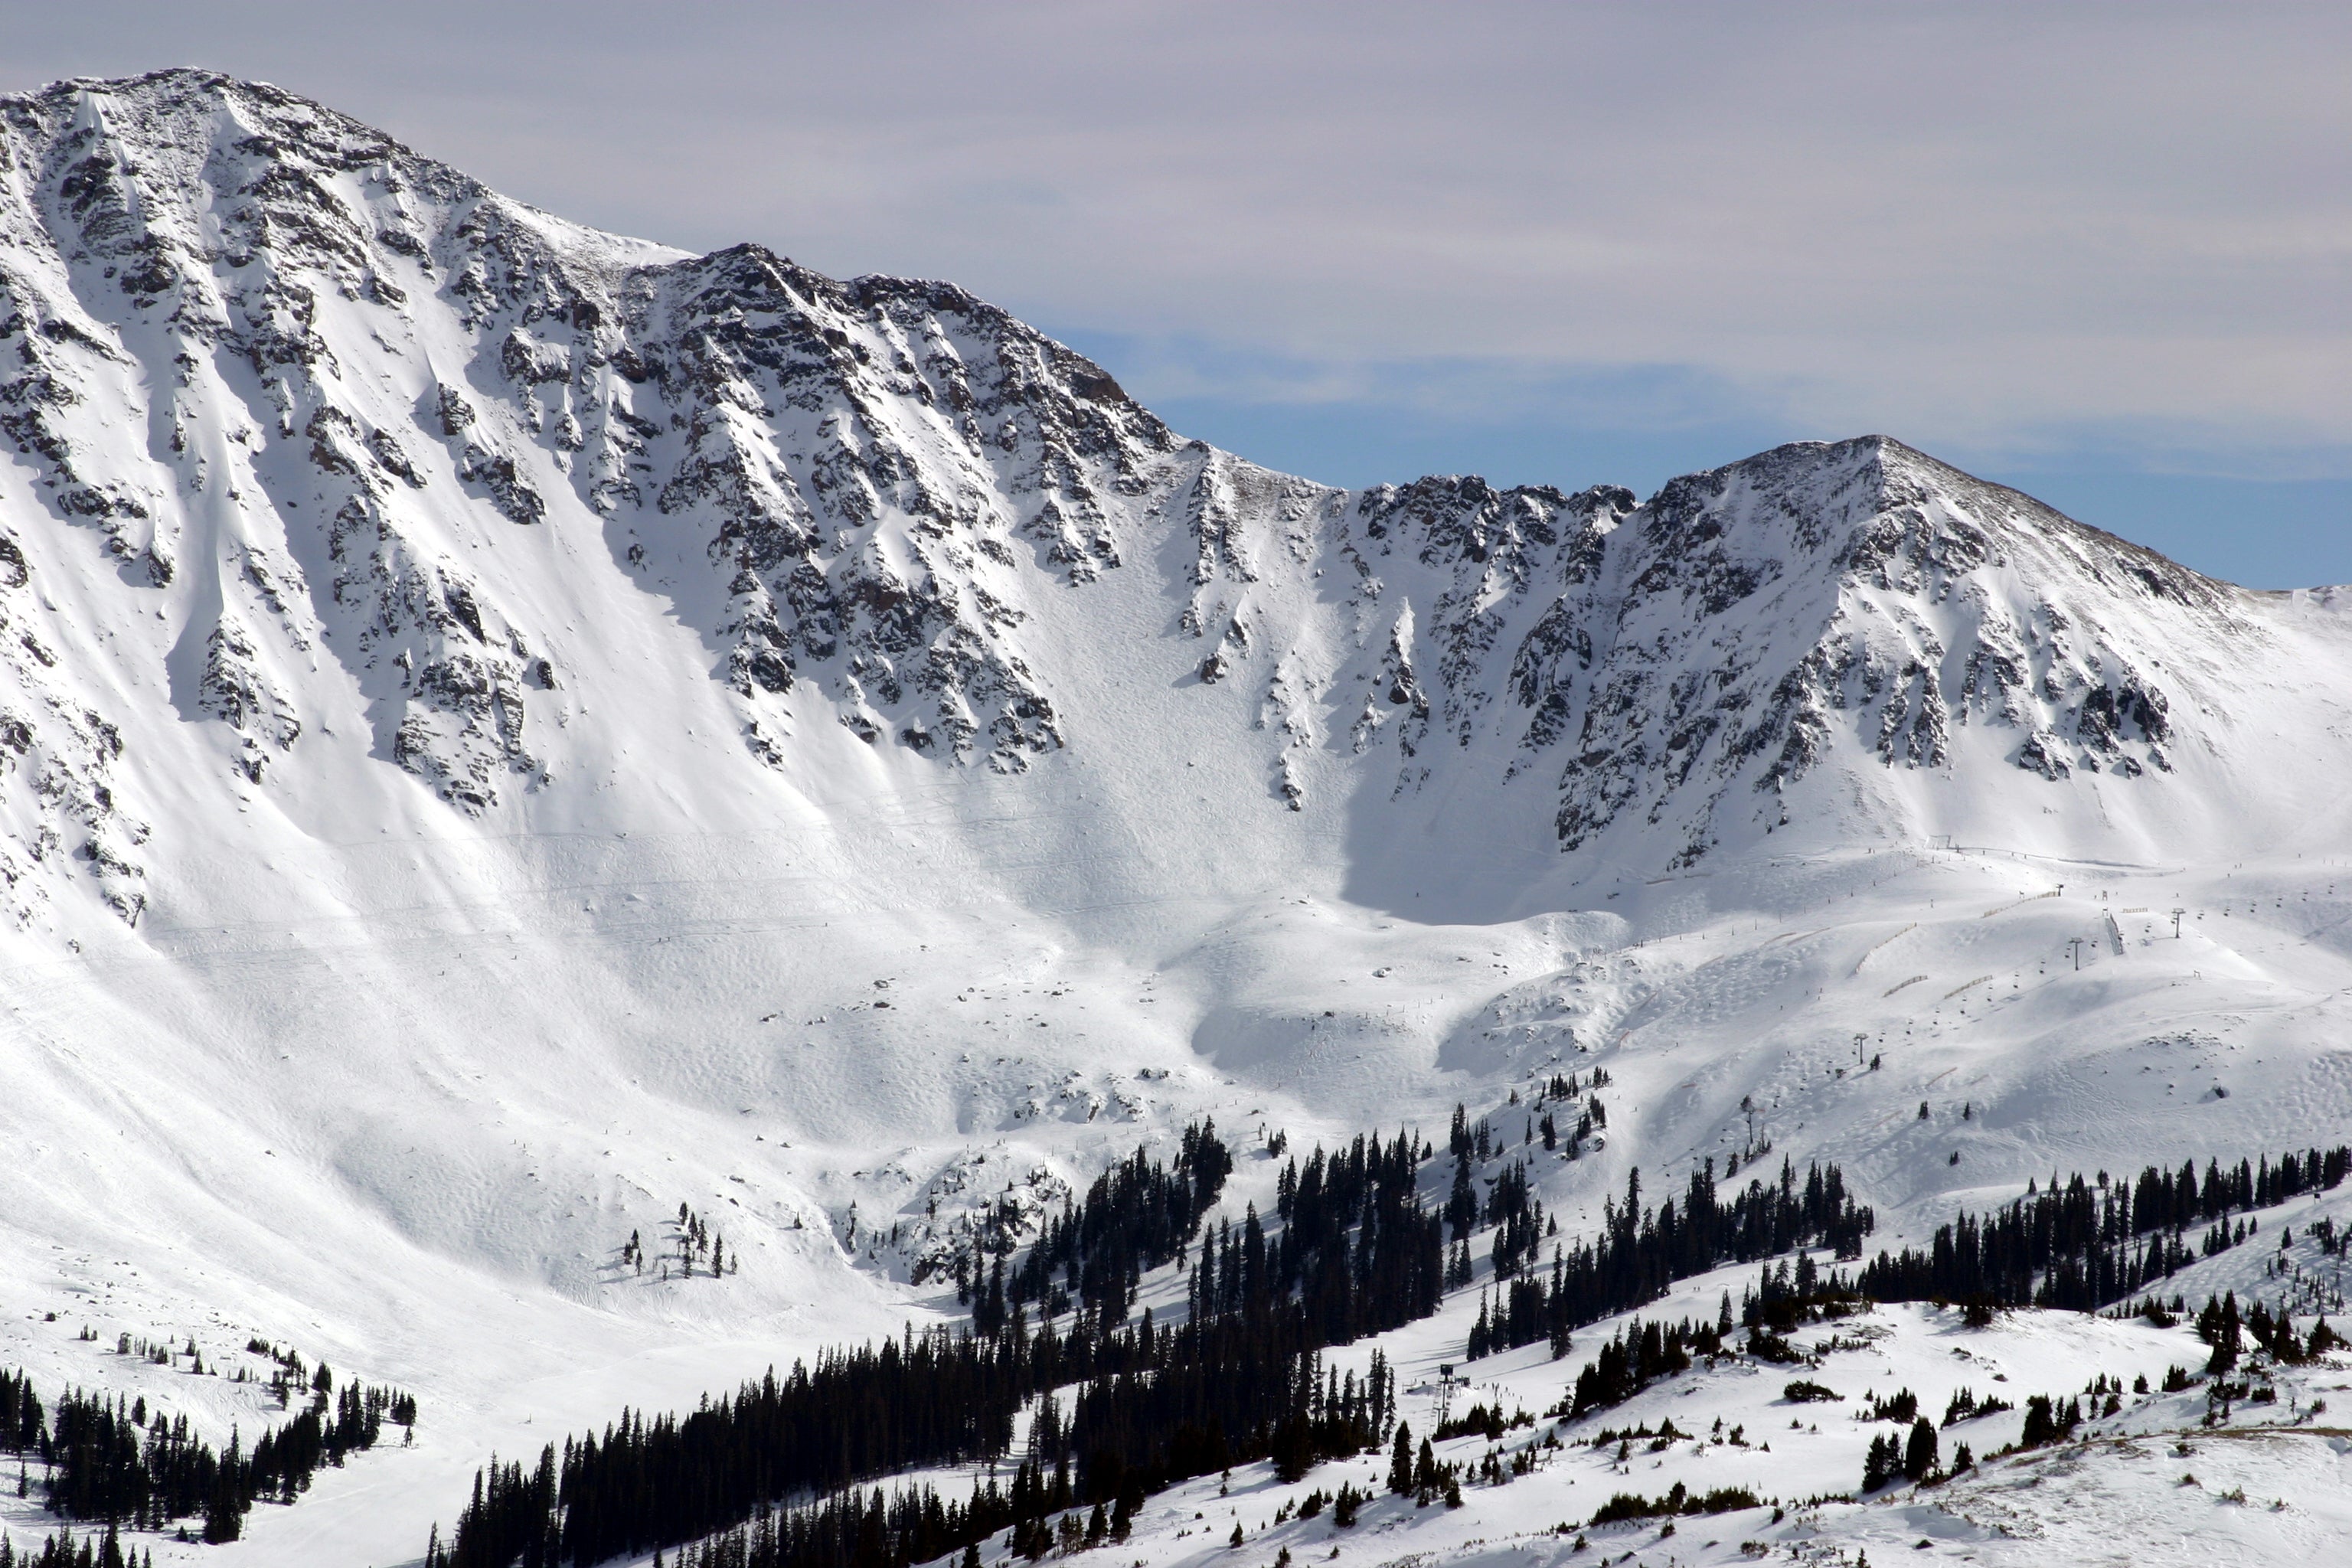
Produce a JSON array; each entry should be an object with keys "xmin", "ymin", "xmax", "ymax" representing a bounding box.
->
[{"xmin": 2, "ymin": 69, "xmax": 2352, "ymax": 1568}]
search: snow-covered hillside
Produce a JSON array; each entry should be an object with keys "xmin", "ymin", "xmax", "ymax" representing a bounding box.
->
[{"xmin": 3, "ymin": 68, "xmax": 2352, "ymax": 1568}]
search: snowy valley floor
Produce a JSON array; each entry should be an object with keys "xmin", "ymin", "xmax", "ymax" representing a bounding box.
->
[{"xmin": 5, "ymin": 834, "xmax": 2352, "ymax": 1566}]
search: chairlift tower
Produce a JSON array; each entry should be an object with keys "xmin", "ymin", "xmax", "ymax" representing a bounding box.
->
[{"xmin": 1434, "ymin": 1363, "xmax": 1465, "ymax": 1430}]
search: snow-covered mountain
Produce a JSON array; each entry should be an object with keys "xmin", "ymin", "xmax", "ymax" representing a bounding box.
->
[
  {"xmin": 5, "ymin": 68, "xmax": 2345, "ymax": 929},
  {"xmin": 5, "ymin": 69, "xmax": 2352, "ymax": 1568}
]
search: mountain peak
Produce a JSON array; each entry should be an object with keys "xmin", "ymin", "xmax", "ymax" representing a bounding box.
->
[{"xmin": 0, "ymin": 71, "xmax": 2334, "ymax": 936}]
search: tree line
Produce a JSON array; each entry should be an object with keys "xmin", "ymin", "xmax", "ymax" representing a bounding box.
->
[
  {"xmin": 0, "ymin": 1524, "xmax": 155, "ymax": 1568},
  {"xmin": 433, "ymin": 1113, "xmax": 1885, "ymax": 1567},
  {"xmin": 1857, "ymin": 1145, "xmax": 2350, "ymax": 1309},
  {"xmin": 432, "ymin": 1123, "xmax": 1436, "ymax": 1567},
  {"xmin": 0, "ymin": 1367, "xmax": 413, "ymax": 1545},
  {"xmin": 443, "ymin": 1122, "xmax": 2337, "ymax": 1566},
  {"xmin": 1468, "ymin": 1156, "xmax": 1873, "ymax": 1361},
  {"xmin": 1540, "ymin": 1140, "xmax": 2352, "ymax": 1500},
  {"xmin": 970, "ymin": 1120, "xmax": 1233, "ymax": 1331}
]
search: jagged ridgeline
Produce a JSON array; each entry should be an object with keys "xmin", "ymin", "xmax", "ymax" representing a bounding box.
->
[{"xmin": 0, "ymin": 1366, "xmax": 415, "ymax": 1547}]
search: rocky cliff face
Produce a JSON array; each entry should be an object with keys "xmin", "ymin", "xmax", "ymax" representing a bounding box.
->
[
  {"xmin": 1164, "ymin": 430, "xmax": 2264, "ymax": 880},
  {"xmin": 0, "ymin": 70, "xmax": 2337, "ymax": 929}
]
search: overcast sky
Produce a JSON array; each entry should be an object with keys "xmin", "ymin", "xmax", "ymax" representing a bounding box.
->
[{"xmin": 5, "ymin": 2, "xmax": 2347, "ymax": 585}]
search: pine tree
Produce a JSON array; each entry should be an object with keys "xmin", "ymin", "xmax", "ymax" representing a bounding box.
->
[
  {"xmin": 200, "ymin": 1449, "xmax": 242, "ymax": 1544},
  {"xmin": 1861, "ymin": 1431, "xmax": 1897, "ymax": 1491},
  {"xmin": 1903, "ymin": 1416, "xmax": 1937, "ymax": 1481},
  {"xmin": 2207, "ymin": 1292, "xmax": 2242, "ymax": 1374}
]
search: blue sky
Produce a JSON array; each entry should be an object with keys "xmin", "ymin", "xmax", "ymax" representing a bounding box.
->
[{"xmin": 8, "ymin": 1, "xmax": 2347, "ymax": 586}]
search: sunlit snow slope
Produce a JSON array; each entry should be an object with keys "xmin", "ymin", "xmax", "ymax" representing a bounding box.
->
[{"xmin": 5, "ymin": 69, "xmax": 2352, "ymax": 1567}]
